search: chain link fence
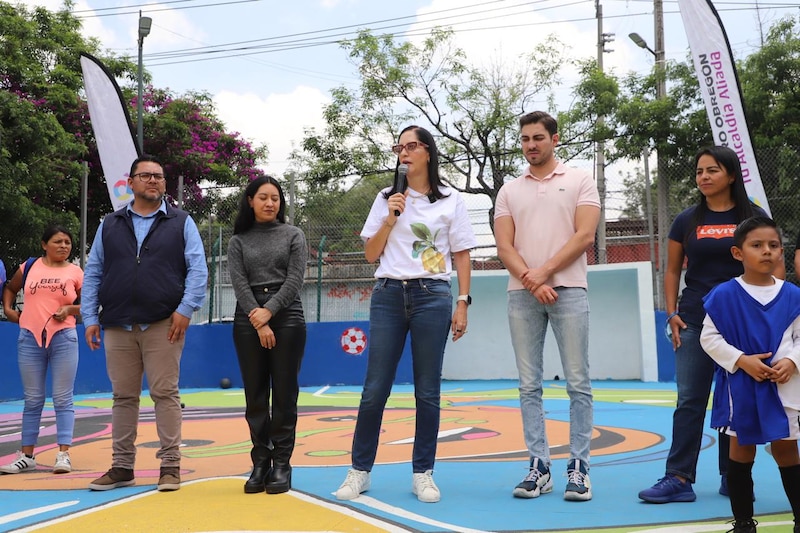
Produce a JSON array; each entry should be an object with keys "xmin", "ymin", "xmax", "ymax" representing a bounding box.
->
[
  {"xmin": 185, "ymin": 145, "xmax": 800, "ymax": 321},
  {"xmin": 3, "ymin": 146, "xmax": 797, "ymax": 322}
]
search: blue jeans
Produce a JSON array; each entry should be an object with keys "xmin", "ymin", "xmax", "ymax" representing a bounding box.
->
[
  {"xmin": 508, "ymin": 288, "xmax": 593, "ymax": 468},
  {"xmin": 351, "ymin": 278, "xmax": 451, "ymax": 473},
  {"xmin": 666, "ymin": 322, "xmax": 729, "ymax": 482},
  {"xmin": 18, "ymin": 328, "xmax": 79, "ymax": 447}
]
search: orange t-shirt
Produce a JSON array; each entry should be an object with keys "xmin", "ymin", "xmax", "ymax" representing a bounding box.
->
[{"xmin": 18, "ymin": 259, "xmax": 84, "ymax": 348}]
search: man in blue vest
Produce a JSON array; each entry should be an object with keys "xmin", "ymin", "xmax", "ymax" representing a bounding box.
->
[{"xmin": 81, "ymin": 154, "xmax": 207, "ymax": 492}]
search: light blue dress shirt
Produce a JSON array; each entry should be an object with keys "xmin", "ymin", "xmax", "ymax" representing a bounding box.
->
[{"xmin": 81, "ymin": 201, "xmax": 207, "ymax": 329}]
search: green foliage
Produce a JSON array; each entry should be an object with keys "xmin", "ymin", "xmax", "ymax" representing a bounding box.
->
[
  {"xmin": 0, "ymin": 1, "xmax": 90, "ymax": 266},
  {"xmin": 608, "ymin": 15, "xmax": 800, "ymax": 223},
  {"xmin": 558, "ymin": 59, "xmax": 620, "ymax": 160},
  {"xmin": 0, "ymin": 1, "xmax": 268, "ymax": 267},
  {"xmin": 296, "ymin": 174, "xmax": 386, "ymax": 254},
  {"xmin": 293, "ymin": 27, "xmax": 569, "ymax": 219},
  {"xmin": 140, "ymin": 87, "xmax": 268, "ymax": 223},
  {"xmin": 741, "ymin": 16, "xmax": 800, "ymax": 148},
  {"xmin": 738, "ymin": 16, "xmax": 800, "ymax": 239}
]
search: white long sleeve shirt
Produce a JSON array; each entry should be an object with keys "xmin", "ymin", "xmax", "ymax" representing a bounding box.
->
[{"xmin": 700, "ymin": 277, "xmax": 800, "ymax": 410}]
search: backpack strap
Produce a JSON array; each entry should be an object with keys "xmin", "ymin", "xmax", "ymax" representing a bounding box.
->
[
  {"xmin": 20, "ymin": 257, "xmax": 38, "ymax": 293},
  {"xmin": 8, "ymin": 257, "xmax": 37, "ymax": 312}
]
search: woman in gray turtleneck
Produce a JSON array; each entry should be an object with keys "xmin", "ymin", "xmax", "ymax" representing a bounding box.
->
[{"xmin": 228, "ymin": 175, "xmax": 307, "ymax": 495}]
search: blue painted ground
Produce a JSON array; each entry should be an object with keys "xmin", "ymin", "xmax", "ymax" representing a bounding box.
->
[{"xmin": 0, "ymin": 381, "xmax": 794, "ymax": 532}]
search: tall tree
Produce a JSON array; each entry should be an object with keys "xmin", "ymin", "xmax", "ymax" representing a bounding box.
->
[
  {"xmin": 604, "ymin": 15, "xmax": 800, "ymax": 225},
  {"xmin": 0, "ymin": 2, "xmax": 268, "ymax": 267},
  {"xmin": 738, "ymin": 15, "xmax": 800, "ymax": 241},
  {"xmin": 0, "ymin": 1, "xmax": 101, "ymax": 265},
  {"xmin": 294, "ymin": 28, "xmax": 568, "ymax": 227}
]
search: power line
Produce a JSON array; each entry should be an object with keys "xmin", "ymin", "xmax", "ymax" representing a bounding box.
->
[
  {"xmin": 73, "ymin": 0, "xmax": 265, "ymax": 19},
  {"xmin": 143, "ymin": 0, "xmax": 544, "ymax": 57},
  {"xmin": 145, "ymin": 1, "xmax": 597, "ymax": 67},
  {"xmin": 139, "ymin": 2, "xmax": 794, "ymax": 67}
]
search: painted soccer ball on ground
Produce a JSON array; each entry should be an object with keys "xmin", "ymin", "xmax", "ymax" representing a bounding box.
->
[{"xmin": 341, "ymin": 327, "xmax": 367, "ymax": 355}]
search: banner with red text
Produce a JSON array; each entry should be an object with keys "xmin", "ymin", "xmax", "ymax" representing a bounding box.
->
[
  {"xmin": 80, "ymin": 52, "xmax": 139, "ymax": 212},
  {"xmin": 677, "ymin": 0, "xmax": 770, "ymax": 215}
]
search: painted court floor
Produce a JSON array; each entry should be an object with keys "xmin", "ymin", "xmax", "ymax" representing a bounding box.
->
[{"xmin": 0, "ymin": 380, "xmax": 796, "ymax": 532}]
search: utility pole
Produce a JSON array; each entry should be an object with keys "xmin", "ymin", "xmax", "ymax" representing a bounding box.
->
[
  {"xmin": 595, "ymin": 0, "xmax": 614, "ymax": 264},
  {"xmin": 136, "ymin": 12, "xmax": 152, "ymax": 153},
  {"xmin": 287, "ymin": 171, "xmax": 296, "ymax": 225},
  {"xmin": 654, "ymin": 0, "xmax": 668, "ymax": 310},
  {"xmin": 629, "ymin": 1, "xmax": 667, "ymax": 309}
]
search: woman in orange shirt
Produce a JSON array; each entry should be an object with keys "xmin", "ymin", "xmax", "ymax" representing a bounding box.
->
[{"xmin": 1, "ymin": 224, "xmax": 83, "ymax": 474}]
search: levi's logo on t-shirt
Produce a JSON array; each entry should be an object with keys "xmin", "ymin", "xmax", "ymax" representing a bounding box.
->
[{"xmin": 696, "ymin": 224, "xmax": 736, "ymax": 239}]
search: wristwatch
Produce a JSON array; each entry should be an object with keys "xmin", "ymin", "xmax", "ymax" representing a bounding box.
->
[{"xmin": 456, "ymin": 294, "xmax": 472, "ymax": 305}]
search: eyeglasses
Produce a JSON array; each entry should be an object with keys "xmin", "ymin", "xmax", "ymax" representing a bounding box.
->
[
  {"xmin": 391, "ymin": 141, "xmax": 428, "ymax": 155},
  {"xmin": 132, "ymin": 172, "xmax": 166, "ymax": 182}
]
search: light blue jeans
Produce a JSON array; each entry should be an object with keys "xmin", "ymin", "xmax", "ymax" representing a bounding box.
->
[
  {"xmin": 508, "ymin": 287, "xmax": 593, "ymax": 468},
  {"xmin": 18, "ymin": 328, "xmax": 79, "ymax": 447}
]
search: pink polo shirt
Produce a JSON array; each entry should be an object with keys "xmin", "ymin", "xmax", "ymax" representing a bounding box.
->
[{"xmin": 494, "ymin": 162, "xmax": 600, "ymax": 291}]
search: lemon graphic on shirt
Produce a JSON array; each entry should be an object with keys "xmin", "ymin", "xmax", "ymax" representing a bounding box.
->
[{"xmin": 411, "ymin": 222, "xmax": 446, "ymax": 274}]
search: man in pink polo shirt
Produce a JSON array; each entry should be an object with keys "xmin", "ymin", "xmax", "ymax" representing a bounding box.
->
[{"xmin": 494, "ymin": 111, "xmax": 600, "ymax": 502}]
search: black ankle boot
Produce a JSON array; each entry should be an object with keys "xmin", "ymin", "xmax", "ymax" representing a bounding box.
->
[
  {"xmin": 265, "ymin": 464, "xmax": 291, "ymax": 494},
  {"xmin": 244, "ymin": 462, "xmax": 270, "ymax": 494},
  {"xmin": 727, "ymin": 518, "xmax": 757, "ymax": 533}
]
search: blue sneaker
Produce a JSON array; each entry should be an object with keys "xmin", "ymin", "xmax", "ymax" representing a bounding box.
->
[
  {"xmin": 512, "ymin": 457, "xmax": 553, "ymax": 499},
  {"xmin": 564, "ymin": 459, "xmax": 592, "ymax": 501},
  {"xmin": 638, "ymin": 474, "xmax": 696, "ymax": 503}
]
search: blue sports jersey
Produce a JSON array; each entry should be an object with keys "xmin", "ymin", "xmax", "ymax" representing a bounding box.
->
[{"xmin": 704, "ymin": 279, "xmax": 800, "ymax": 444}]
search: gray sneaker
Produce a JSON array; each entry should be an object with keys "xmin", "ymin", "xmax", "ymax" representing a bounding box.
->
[
  {"xmin": 53, "ymin": 451, "xmax": 72, "ymax": 474},
  {"xmin": 89, "ymin": 467, "xmax": 135, "ymax": 490},
  {"xmin": 0, "ymin": 451, "xmax": 37, "ymax": 474},
  {"xmin": 513, "ymin": 457, "xmax": 553, "ymax": 498}
]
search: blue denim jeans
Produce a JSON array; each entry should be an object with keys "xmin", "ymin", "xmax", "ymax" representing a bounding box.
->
[
  {"xmin": 508, "ymin": 288, "xmax": 593, "ymax": 468},
  {"xmin": 351, "ymin": 278, "xmax": 451, "ymax": 473},
  {"xmin": 18, "ymin": 328, "xmax": 79, "ymax": 447},
  {"xmin": 666, "ymin": 322, "xmax": 729, "ymax": 482}
]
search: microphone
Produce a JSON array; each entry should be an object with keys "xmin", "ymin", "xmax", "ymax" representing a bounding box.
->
[{"xmin": 394, "ymin": 164, "xmax": 408, "ymax": 216}]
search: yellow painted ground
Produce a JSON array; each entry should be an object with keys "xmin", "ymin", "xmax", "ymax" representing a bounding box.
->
[{"xmin": 31, "ymin": 478, "xmax": 397, "ymax": 533}]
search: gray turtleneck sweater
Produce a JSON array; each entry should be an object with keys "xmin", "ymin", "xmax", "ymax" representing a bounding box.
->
[{"xmin": 228, "ymin": 221, "xmax": 308, "ymax": 316}]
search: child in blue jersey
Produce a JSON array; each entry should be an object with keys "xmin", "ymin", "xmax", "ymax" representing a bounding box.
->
[{"xmin": 701, "ymin": 216, "xmax": 800, "ymax": 533}]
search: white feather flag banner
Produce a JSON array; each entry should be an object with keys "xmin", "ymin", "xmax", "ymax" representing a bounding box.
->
[
  {"xmin": 80, "ymin": 52, "xmax": 139, "ymax": 212},
  {"xmin": 677, "ymin": 0, "xmax": 770, "ymax": 215}
]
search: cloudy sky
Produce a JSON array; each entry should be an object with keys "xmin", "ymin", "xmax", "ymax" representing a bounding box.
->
[{"xmin": 18, "ymin": 0, "xmax": 794, "ymax": 182}]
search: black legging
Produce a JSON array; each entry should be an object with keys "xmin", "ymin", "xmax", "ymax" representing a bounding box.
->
[{"xmin": 232, "ymin": 302, "xmax": 306, "ymax": 467}]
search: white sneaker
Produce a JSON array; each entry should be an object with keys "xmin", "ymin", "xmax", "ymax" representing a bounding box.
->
[
  {"xmin": 53, "ymin": 451, "xmax": 72, "ymax": 474},
  {"xmin": 412, "ymin": 470, "xmax": 440, "ymax": 503},
  {"xmin": 0, "ymin": 451, "xmax": 37, "ymax": 474},
  {"xmin": 334, "ymin": 468, "xmax": 370, "ymax": 500}
]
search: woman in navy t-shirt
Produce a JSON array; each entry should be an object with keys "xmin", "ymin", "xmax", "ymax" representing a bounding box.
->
[{"xmin": 639, "ymin": 145, "xmax": 781, "ymax": 503}]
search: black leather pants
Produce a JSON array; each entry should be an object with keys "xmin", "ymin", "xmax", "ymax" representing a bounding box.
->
[{"xmin": 232, "ymin": 299, "xmax": 306, "ymax": 468}]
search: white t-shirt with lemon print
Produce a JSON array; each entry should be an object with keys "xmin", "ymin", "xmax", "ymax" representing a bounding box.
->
[{"xmin": 361, "ymin": 186, "xmax": 477, "ymax": 281}]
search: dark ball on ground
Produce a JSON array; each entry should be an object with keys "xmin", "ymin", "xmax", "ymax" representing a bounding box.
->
[
  {"xmin": 180, "ymin": 402, "xmax": 185, "ymax": 409},
  {"xmin": 220, "ymin": 377, "xmax": 232, "ymax": 389}
]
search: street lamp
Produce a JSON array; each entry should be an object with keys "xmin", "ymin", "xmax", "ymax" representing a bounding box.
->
[
  {"xmin": 137, "ymin": 12, "xmax": 152, "ymax": 153},
  {"xmin": 629, "ymin": 30, "xmax": 668, "ymax": 310},
  {"xmin": 629, "ymin": 32, "xmax": 655, "ymax": 55}
]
